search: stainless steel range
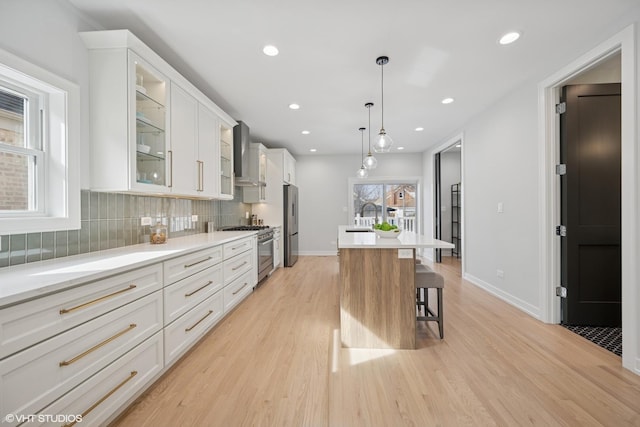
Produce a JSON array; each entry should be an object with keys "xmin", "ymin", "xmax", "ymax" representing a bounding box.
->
[{"xmin": 221, "ymin": 225, "xmax": 274, "ymax": 284}]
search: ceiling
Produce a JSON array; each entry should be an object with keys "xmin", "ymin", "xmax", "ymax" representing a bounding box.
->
[{"xmin": 67, "ymin": 0, "xmax": 638, "ymax": 156}]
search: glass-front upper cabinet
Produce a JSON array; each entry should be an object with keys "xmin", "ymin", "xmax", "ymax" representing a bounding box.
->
[
  {"xmin": 219, "ymin": 122, "xmax": 234, "ymax": 199},
  {"xmin": 130, "ymin": 52, "xmax": 168, "ymax": 190}
]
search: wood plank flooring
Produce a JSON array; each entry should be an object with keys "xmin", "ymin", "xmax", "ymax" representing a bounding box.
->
[{"xmin": 112, "ymin": 256, "xmax": 640, "ymax": 426}]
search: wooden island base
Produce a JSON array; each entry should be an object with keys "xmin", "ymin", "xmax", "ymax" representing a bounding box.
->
[{"xmin": 339, "ymin": 248, "xmax": 416, "ymax": 349}]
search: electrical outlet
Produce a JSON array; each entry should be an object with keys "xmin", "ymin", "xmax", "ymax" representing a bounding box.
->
[
  {"xmin": 398, "ymin": 249, "xmax": 413, "ymax": 259},
  {"xmin": 141, "ymin": 216, "xmax": 152, "ymax": 226},
  {"xmin": 191, "ymin": 215, "xmax": 198, "ymax": 222},
  {"xmin": 497, "ymin": 202, "xmax": 504, "ymax": 213},
  {"xmin": 496, "ymin": 269, "xmax": 504, "ymax": 278}
]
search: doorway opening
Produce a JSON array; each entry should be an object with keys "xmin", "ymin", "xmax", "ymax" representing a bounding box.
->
[
  {"xmin": 538, "ymin": 25, "xmax": 637, "ymax": 372},
  {"xmin": 434, "ymin": 141, "xmax": 462, "ymax": 265}
]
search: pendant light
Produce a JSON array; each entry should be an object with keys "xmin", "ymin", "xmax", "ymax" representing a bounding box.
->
[
  {"xmin": 363, "ymin": 102, "xmax": 377, "ymax": 169},
  {"xmin": 373, "ymin": 56, "xmax": 393, "ymax": 153},
  {"xmin": 356, "ymin": 127, "xmax": 368, "ymax": 178}
]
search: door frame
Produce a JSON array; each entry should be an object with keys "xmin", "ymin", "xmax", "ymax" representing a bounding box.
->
[
  {"xmin": 426, "ymin": 133, "xmax": 465, "ymax": 269},
  {"xmin": 537, "ymin": 24, "xmax": 637, "ymax": 372}
]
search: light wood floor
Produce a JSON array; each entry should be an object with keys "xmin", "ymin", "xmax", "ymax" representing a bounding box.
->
[{"xmin": 112, "ymin": 256, "xmax": 640, "ymax": 426}]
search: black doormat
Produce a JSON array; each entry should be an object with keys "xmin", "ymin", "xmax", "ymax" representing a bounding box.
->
[{"xmin": 562, "ymin": 325, "xmax": 622, "ymax": 357}]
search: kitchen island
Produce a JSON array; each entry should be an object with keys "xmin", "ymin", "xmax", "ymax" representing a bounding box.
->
[{"xmin": 337, "ymin": 226, "xmax": 454, "ymax": 349}]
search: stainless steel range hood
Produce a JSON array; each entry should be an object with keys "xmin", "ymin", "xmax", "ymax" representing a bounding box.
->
[{"xmin": 233, "ymin": 121, "xmax": 264, "ymax": 186}]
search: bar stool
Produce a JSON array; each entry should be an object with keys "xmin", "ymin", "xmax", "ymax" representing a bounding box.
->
[{"xmin": 415, "ymin": 264, "xmax": 445, "ymax": 339}]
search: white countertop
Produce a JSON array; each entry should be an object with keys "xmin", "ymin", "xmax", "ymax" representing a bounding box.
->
[
  {"xmin": 0, "ymin": 231, "xmax": 256, "ymax": 308},
  {"xmin": 337, "ymin": 226, "xmax": 455, "ymax": 249}
]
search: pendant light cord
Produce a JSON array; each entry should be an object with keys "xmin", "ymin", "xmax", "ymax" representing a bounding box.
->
[{"xmin": 380, "ymin": 63, "xmax": 384, "ymax": 129}]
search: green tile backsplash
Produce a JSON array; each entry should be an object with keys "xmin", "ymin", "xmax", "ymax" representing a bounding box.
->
[{"xmin": 0, "ymin": 189, "xmax": 251, "ymax": 269}]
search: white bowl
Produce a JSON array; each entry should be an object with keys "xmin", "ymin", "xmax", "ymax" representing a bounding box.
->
[
  {"xmin": 374, "ymin": 229, "xmax": 402, "ymax": 238},
  {"xmin": 137, "ymin": 144, "xmax": 151, "ymax": 154}
]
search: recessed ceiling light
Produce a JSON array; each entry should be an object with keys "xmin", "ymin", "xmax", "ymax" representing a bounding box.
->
[
  {"xmin": 301, "ymin": 130, "xmax": 310, "ymax": 135},
  {"xmin": 309, "ymin": 148, "xmax": 317, "ymax": 152},
  {"xmin": 442, "ymin": 98, "xmax": 454, "ymax": 104},
  {"xmin": 288, "ymin": 103, "xmax": 300, "ymax": 110},
  {"xmin": 415, "ymin": 127, "xmax": 424, "ymax": 132},
  {"xmin": 263, "ymin": 45, "xmax": 279, "ymax": 56},
  {"xmin": 397, "ymin": 146, "xmax": 405, "ymax": 150},
  {"xmin": 499, "ymin": 32, "xmax": 520, "ymax": 45}
]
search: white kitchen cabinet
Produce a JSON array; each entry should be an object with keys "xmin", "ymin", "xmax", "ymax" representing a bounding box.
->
[
  {"xmin": 80, "ymin": 30, "xmax": 236, "ymax": 198},
  {"xmin": 198, "ymin": 103, "xmax": 220, "ymax": 198},
  {"xmin": 243, "ymin": 143, "xmax": 268, "ymax": 203},
  {"xmin": 283, "ymin": 149, "xmax": 296, "ymax": 185},
  {"xmin": 170, "ymin": 83, "xmax": 223, "ymax": 198},
  {"xmin": 219, "ymin": 122, "xmax": 234, "ymax": 199},
  {"xmin": 169, "ymin": 82, "xmax": 198, "ymax": 196},
  {"xmin": 222, "ymin": 235, "xmax": 256, "ymax": 312},
  {"xmin": 80, "ymin": 42, "xmax": 170, "ymax": 193}
]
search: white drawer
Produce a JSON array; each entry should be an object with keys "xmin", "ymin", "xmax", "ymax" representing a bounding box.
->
[
  {"xmin": 223, "ymin": 250, "xmax": 254, "ymax": 285},
  {"xmin": 164, "ymin": 263, "xmax": 223, "ymax": 325},
  {"xmin": 163, "ymin": 291, "xmax": 223, "ymax": 365},
  {"xmin": 223, "ymin": 270, "xmax": 253, "ymax": 313},
  {"xmin": 34, "ymin": 332, "xmax": 164, "ymax": 427},
  {"xmin": 163, "ymin": 245, "xmax": 223, "ymax": 285},
  {"xmin": 223, "ymin": 236, "xmax": 253, "ymax": 260},
  {"xmin": 0, "ymin": 264, "xmax": 162, "ymax": 359},
  {"xmin": 0, "ymin": 291, "xmax": 163, "ymax": 419}
]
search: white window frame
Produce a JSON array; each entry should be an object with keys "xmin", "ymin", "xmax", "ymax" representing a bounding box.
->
[
  {"xmin": 0, "ymin": 47, "xmax": 80, "ymax": 234},
  {"xmin": 347, "ymin": 176, "xmax": 422, "ymax": 235}
]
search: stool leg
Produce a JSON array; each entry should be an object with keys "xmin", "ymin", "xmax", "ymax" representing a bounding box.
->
[{"xmin": 437, "ymin": 288, "xmax": 444, "ymax": 339}]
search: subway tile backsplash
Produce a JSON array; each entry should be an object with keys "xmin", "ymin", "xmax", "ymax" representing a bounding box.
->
[{"xmin": 0, "ymin": 189, "xmax": 252, "ymax": 269}]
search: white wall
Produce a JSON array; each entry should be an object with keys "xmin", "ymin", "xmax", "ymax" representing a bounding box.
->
[
  {"xmin": 0, "ymin": 0, "xmax": 95, "ymax": 188},
  {"xmin": 296, "ymin": 153, "xmax": 423, "ymax": 255},
  {"xmin": 462, "ymin": 83, "xmax": 541, "ymax": 315}
]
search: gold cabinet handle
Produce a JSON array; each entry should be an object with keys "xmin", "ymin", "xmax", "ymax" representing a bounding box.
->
[
  {"xmin": 185, "ymin": 281, "xmax": 213, "ymax": 297},
  {"xmin": 62, "ymin": 370, "xmax": 138, "ymax": 427},
  {"xmin": 232, "ymin": 261, "xmax": 248, "ymax": 271},
  {"xmin": 184, "ymin": 256, "xmax": 212, "ymax": 269},
  {"xmin": 232, "ymin": 282, "xmax": 249, "ymax": 296},
  {"xmin": 59, "ymin": 285, "xmax": 137, "ymax": 314},
  {"xmin": 185, "ymin": 310, "xmax": 213, "ymax": 332},
  {"xmin": 59, "ymin": 324, "xmax": 137, "ymax": 367}
]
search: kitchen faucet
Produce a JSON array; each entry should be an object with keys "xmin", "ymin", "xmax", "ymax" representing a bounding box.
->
[{"xmin": 360, "ymin": 202, "xmax": 379, "ymax": 225}]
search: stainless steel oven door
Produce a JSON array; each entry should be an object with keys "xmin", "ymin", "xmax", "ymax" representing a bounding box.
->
[{"xmin": 258, "ymin": 236, "xmax": 274, "ymax": 283}]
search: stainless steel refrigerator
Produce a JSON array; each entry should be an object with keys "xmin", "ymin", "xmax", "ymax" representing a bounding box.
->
[{"xmin": 283, "ymin": 184, "xmax": 298, "ymax": 267}]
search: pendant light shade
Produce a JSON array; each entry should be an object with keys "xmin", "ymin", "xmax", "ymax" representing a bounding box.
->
[
  {"xmin": 363, "ymin": 102, "xmax": 377, "ymax": 169},
  {"xmin": 356, "ymin": 127, "xmax": 368, "ymax": 178},
  {"xmin": 374, "ymin": 56, "xmax": 393, "ymax": 153}
]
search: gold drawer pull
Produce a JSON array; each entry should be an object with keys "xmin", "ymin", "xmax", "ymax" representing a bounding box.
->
[
  {"xmin": 62, "ymin": 370, "xmax": 138, "ymax": 427},
  {"xmin": 185, "ymin": 281, "xmax": 213, "ymax": 297},
  {"xmin": 232, "ymin": 261, "xmax": 248, "ymax": 271},
  {"xmin": 232, "ymin": 282, "xmax": 249, "ymax": 296},
  {"xmin": 184, "ymin": 256, "xmax": 212, "ymax": 268},
  {"xmin": 185, "ymin": 310, "xmax": 213, "ymax": 332},
  {"xmin": 60, "ymin": 285, "xmax": 137, "ymax": 314},
  {"xmin": 60, "ymin": 324, "xmax": 137, "ymax": 367}
]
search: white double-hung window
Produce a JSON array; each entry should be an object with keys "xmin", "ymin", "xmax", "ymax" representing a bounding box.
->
[{"xmin": 0, "ymin": 48, "xmax": 80, "ymax": 234}]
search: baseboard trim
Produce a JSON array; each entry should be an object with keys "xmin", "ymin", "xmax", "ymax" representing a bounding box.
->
[
  {"xmin": 463, "ymin": 273, "xmax": 541, "ymax": 320},
  {"xmin": 298, "ymin": 251, "xmax": 338, "ymax": 256}
]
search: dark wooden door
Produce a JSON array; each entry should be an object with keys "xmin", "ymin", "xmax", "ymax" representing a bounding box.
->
[{"xmin": 560, "ymin": 83, "xmax": 621, "ymax": 326}]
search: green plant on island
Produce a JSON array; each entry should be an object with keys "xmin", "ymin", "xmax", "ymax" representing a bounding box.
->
[{"xmin": 374, "ymin": 221, "xmax": 398, "ymax": 231}]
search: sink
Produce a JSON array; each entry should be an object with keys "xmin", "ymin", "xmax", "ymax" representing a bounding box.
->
[{"xmin": 345, "ymin": 228, "xmax": 373, "ymax": 233}]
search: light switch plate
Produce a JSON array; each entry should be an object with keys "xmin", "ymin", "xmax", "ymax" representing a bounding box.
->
[
  {"xmin": 398, "ymin": 249, "xmax": 413, "ymax": 259},
  {"xmin": 191, "ymin": 215, "xmax": 198, "ymax": 222},
  {"xmin": 141, "ymin": 216, "xmax": 152, "ymax": 226}
]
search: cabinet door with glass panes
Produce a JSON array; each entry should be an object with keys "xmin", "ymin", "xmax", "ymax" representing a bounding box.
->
[
  {"xmin": 130, "ymin": 51, "xmax": 169, "ymax": 191},
  {"xmin": 218, "ymin": 122, "xmax": 234, "ymax": 199}
]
